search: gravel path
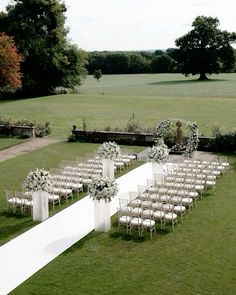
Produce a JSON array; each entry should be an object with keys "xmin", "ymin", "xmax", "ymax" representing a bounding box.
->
[{"xmin": 0, "ymin": 137, "xmax": 60, "ymax": 162}]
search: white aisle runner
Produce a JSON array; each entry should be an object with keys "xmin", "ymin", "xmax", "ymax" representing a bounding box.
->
[{"xmin": 0, "ymin": 163, "xmax": 152, "ymax": 295}]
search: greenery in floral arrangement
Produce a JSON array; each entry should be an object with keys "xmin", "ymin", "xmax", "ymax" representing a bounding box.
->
[
  {"xmin": 184, "ymin": 121, "xmax": 199, "ymax": 158},
  {"xmin": 98, "ymin": 141, "xmax": 121, "ymax": 160},
  {"xmin": 153, "ymin": 119, "xmax": 171, "ymax": 144},
  {"xmin": 88, "ymin": 176, "xmax": 118, "ymax": 202},
  {"xmin": 24, "ymin": 168, "xmax": 52, "ymax": 192},
  {"xmin": 147, "ymin": 144, "xmax": 169, "ymax": 164}
]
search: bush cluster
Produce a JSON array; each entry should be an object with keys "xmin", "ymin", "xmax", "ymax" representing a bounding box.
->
[
  {"xmin": 210, "ymin": 132, "xmax": 236, "ymax": 152},
  {"xmin": 0, "ymin": 117, "xmax": 51, "ymax": 138}
]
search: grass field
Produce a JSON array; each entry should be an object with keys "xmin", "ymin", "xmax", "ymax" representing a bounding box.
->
[
  {"xmin": 1, "ymin": 73, "xmax": 236, "ymax": 294},
  {"xmin": 11, "ymin": 156, "xmax": 236, "ymax": 295},
  {"xmin": 0, "ymin": 73, "xmax": 236, "ymax": 138},
  {"xmin": 0, "ymin": 142, "xmax": 142, "ymax": 246},
  {"xmin": 0, "ymin": 137, "xmax": 26, "ymax": 150}
]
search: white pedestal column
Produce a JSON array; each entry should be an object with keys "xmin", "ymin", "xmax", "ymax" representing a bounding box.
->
[
  {"xmin": 94, "ymin": 199, "xmax": 111, "ymax": 232},
  {"xmin": 152, "ymin": 162, "xmax": 165, "ymax": 182},
  {"xmin": 32, "ymin": 190, "xmax": 49, "ymax": 222},
  {"xmin": 102, "ymin": 158, "xmax": 114, "ymax": 179}
]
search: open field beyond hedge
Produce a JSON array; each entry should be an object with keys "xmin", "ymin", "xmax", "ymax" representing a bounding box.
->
[
  {"xmin": 0, "ymin": 73, "xmax": 236, "ymax": 294},
  {"xmin": 1, "ymin": 73, "xmax": 236, "ymax": 138}
]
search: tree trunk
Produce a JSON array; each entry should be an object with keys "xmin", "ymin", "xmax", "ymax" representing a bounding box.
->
[{"xmin": 198, "ymin": 72, "xmax": 208, "ymax": 80}]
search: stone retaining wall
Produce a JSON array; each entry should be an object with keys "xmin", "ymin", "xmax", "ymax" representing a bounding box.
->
[{"xmin": 71, "ymin": 129, "xmax": 214, "ymax": 151}]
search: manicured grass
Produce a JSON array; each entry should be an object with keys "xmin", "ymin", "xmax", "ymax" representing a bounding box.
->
[
  {"xmin": 0, "ymin": 74, "xmax": 236, "ymax": 138},
  {"xmin": 11, "ymin": 155, "xmax": 236, "ymax": 295},
  {"xmin": 0, "ymin": 136, "xmax": 26, "ymax": 150},
  {"xmin": 0, "ymin": 142, "xmax": 143, "ymax": 246},
  {"xmin": 1, "ymin": 73, "xmax": 236, "ymax": 294}
]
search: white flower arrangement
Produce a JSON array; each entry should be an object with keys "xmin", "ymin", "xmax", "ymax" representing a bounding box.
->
[
  {"xmin": 24, "ymin": 168, "xmax": 53, "ymax": 192},
  {"xmin": 184, "ymin": 121, "xmax": 199, "ymax": 158},
  {"xmin": 98, "ymin": 141, "xmax": 121, "ymax": 160},
  {"xmin": 88, "ymin": 176, "xmax": 118, "ymax": 202},
  {"xmin": 147, "ymin": 144, "xmax": 169, "ymax": 164},
  {"xmin": 153, "ymin": 119, "xmax": 171, "ymax": 143}
]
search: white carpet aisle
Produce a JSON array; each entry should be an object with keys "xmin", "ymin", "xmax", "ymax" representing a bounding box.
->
[{"xmin": 0, "ymin": 163, "xmax": 152, "ymax": 295}]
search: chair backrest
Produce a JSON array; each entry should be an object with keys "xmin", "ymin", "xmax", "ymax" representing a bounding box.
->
[{"xmin": 5, "ymin": 189, "xmax": 14, "ymax": 200}]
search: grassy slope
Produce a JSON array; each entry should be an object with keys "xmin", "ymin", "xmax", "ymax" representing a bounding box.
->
[{"xmin": 0, "ymin": 74, "xmax": 236, "ymax": 138}]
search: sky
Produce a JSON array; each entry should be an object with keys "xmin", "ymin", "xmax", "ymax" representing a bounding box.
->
[{"xmin": 0, "ymin": 0, "xmax": 236, "ymax": 51}]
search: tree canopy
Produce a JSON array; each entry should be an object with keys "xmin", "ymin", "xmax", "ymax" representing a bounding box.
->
[
  {"xmin": 0, "ymin": 0, "xmax": 87, "ymax": 96},
  {"xmin": 0, "ymin": 33, "xmax": 23, "ymax": 93},
  {"xmin": 173, "ymin": 16, "xmax": 236, "ymax": 80}
]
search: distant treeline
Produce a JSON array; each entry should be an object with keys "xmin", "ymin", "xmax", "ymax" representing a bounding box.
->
[
  {"xmin": 86, "ymin": 49, "xmax": 236, "ymax": 75},
  {"xmin": 86, "ymin": 49, "xmax": 176, "ymax": 74}
]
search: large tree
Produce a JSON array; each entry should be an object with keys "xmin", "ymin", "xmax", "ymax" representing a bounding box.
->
[
  {"xmin": 0, "ymin": 0, "xmax": 87, "ymax": 96},
  {"xmin": 173, "ymin": 16, "xmax": 236, "ymax": 80},
  {"xmin": 0, "ymin": 33, "xmax": 23, "ymax": 93}
]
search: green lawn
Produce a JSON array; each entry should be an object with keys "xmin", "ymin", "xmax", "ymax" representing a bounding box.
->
[
  {"xmin": 0, "ymin": 136, "xmax": 26, "ymax": 150},
  {"xmin": 0, "ymin": 142, "xmax": 143, "ymax": 246},
  {"xmin": 11, "ymin": 155, "xmax": 236, "ymax": 295},
  {"xmin": 1, "ymin": 73, "xmax": 236, "ymax": 294},
  {"xmin": 0, "ymin": 74, "xmax": 236, "ymax": 138}
]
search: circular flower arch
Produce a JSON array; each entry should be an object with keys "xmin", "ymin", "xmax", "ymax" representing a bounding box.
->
[{"xmin": 153, "ymin": 118, "xmax": 199, "ymax": 158}]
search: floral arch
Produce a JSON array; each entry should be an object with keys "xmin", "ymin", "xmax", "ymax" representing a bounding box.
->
[{"xmin": 153, "ymin": 118, "xmax": 199, "ymax": 158}]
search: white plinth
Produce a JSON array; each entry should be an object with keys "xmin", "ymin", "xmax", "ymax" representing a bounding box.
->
[
  {"xmin": 94, "ymin": 199, "xmax": 111, "ymax": 232},
  {"xmin": 33, "ymin": 190, "xmax": 49, "ymax": 222},
  {"xmin": 152, "ymin": 162, "xmax": 165, "ymax": 182},
  {"xmin": 102, "ymin": 158, "xmax": 114, "ymax": 179}
]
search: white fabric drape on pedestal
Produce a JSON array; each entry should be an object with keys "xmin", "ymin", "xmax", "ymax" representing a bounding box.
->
[
  {"xmin": 33, "ymin": 190, "xmax": 49, "ymax": 222},
  {"xmin": 94, "ymin": 199, "xmax": 111, "ymax": 232}
]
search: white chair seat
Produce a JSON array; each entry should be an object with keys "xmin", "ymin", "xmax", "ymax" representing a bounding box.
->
[
  {"xmin": 182, "ymin": 197, "xmax": 193, "ymax": 205},
  {"xmin": 142, "ymin": 219, "xmax": 155, "ymax": 227},
  {"xmin": 131, "ymin": 207, "xmax": 143, "ymax": 216},
  {"xmin": 164, "ymin": 212, "xmax": 177, "ymax": 220},
  {"xmin": 120, "ymin": 206, "xmax": 131, "ymax": 214},
  {"xmin": 152, "ymin": 202, "xmax": 163, "ymax": 210},
  {"xmin": 162, "ymin": 203, "xmax": 174, "ymax": 211},
  {"xmin": 141, "ymin": 200, "xmax": 152, "ymax": 208},
  {"xmin": 131, "ymin": 217, "xmax": 142, "ymax": 225},
  {"xmin": 119, "ymin": 216, "xmax": 132, "ymax": 223},
  {"xmin": 8, "ymin": 197, "xmax": 20, "ymax": 204},
  {"xmin": 174, "ymin": 205, "xmax": 186, "ymax": 212},
  {"xmin": 142, "ymin": 209, "xmax": 154, "ymax": 218},
  {"xmin": 153, "ymin": 211, "xmax": 165, "ymax": 218},
  {"xmin": 160, "ymin": 195, "xmax": 170, "ymax": 202},
  {"xmin": 130, "ymin": 199, "xmax": 141, "ymax": 206},
  {"xmin": 48, "ymin": 194, "xmax": 60, "ymax": 201}
]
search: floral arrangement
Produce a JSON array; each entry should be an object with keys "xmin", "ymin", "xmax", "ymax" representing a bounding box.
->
[
  {"xmin": 184, "ymin": 121, "xmax": 199, "ymax": 158},
  {"xmin": 153, "ymin": 119, "xmax": 171, "ymax": 143},
  {"xmin": 147, "ymin": 144, "xmax": 169, "ymax": 164},
  {"xmin": 88, "ymin": 176, "xmax": 118, "ymax": 202},
  {"xmin": 24, "ymin": 168, "xmax": 53, "ymax": 192},
  {"xmin": 98, "ymin": 141, "xmax": 121, "ymax": 160}
]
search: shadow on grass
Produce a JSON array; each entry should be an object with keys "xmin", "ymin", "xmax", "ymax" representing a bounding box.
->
[{"xmin": 149, "ymin": 78, "xmax": 226, "ymax": 86}]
